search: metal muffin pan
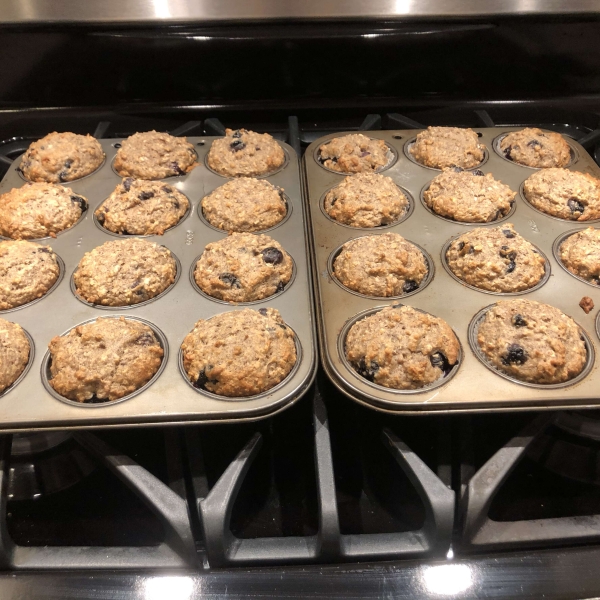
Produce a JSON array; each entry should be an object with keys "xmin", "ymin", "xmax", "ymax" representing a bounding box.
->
[
  {"xmin": 0, "ymin": 136, "xmax": 315, "ymax": 432},
  {"xmin": 305, "ymin": 128, "xmax": 600, "ymax": 413}
]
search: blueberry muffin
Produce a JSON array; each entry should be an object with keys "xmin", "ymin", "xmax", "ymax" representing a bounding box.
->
[
  {"xmin": 0, "ymin": 318, "xmax": 30, "ymax": 394},
  {"xmin": 423, "ymin": 168, "xmax": 515, "ymax": 222},
  {"xmin": 194, "ymin": 233, "xmax": 292, "ymax": 302},
  {"xmin": 0, "ymin": 240, "xmax": 60, "ymax": 310},
  {"xmin": 95, "ymin": 179, "xmax": 189, "ymax": 235},
  {"xmin": 48, "ymin": 317, "xmax": 163, "ymax": 402},
  {"xmin": 201, "ymin": 178, "xmax": 287, "ymax": 232},
  {"xmin": 181, "ymin": 307, "xmax": 296, "ymax": 397},
  {"xmin": 522, "ymin": 168, "xmax": 600, "ymax": 221},
  {"xmin": 74, "ymin": 239, "xmax": 177, "ymax": 306},
  {"xmin": 113, "ymin": 131, "xmax": 197, "ymax": 179},
  {"xmin": 0, "ymin": 183, "xmax": 87, "ymax": 239},
  {"xmin": 410, "ymin": 127, "xmax": 485, "ymax": 170},
  {"xmin": 560, "ymin": 227, "xmax": 600, "ymax": 284},
  {"xmin": 19, "ymin": 132, "xmax": 104, "ymax": 183},
  {"xmin": 207, "ymin": 129, "xmax": 285, "ymax": 177},
  {"xmin": 345, "ymin": 305, "xmax": 460, "ymax": 390},
  {"xmin": 476, "ymin": 299, "xmax": 587, "ymax": 384},
  {"xmin": 317, "ymin": 134, "xmax": 391, "ymax": 174},
  {"xmin": 500, "ymin": 128, "xmax": 571, "ymax": 168},
  {"xmin": 333, "ymin": 233, "xmax": 428, "ymax": 297},
  {"xmin": 445, "ymin": 224, "xmax": 546, "ymax": 293},
  {"xmin": 324, "ymin": 173, "xmax": 408, "ymax": 228}
]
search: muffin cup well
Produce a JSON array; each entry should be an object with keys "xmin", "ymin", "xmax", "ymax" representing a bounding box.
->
[
  {"xmin": 553, "ymin": 228, "xmax": 600, "ymax": 288},
  {"xmin": 338, "ymin": 305, "xmax": 462, "ymax": 395},
  {"xmin": 441, "ymin": 233, "xmax": 551, "ymax": 296},
  {"xmin": 403, "ymin": 137, "xmax": 489, "ymax": 172},
  {"xmin": 492, "ymin": 132, "xmax": 578, "ymax": 170},
  {"xmin": 0, "ymin": 328, "xmax": 35, "ymax": 399},
  {"xmin": 204, "ymin": 144, "xmax": 289, "ymax": 179},
  {"xmin": 41, "ymin": 315, "xmax": 169, "ymax": 408},
  {"xmin": 327, "ymin": 236, "xmax": 434, "ymax": 300},
  {"xmin": 313, "ymin": 138, "xmax": 398, "ymax": 175},
  {"xmin": 468, "ymin": 304, "xmax": 595, "ymax": 390}
]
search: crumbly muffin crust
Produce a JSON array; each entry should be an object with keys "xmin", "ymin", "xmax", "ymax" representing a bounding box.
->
[
  {"xmin": 95, "ymin": 179, "xmax": 189, "ymax": 235},
  {"xmin": 523, "ymin": 168, "xmax": 600, "ymax": 221},
  {"xmin": 345, "ymin": 305, "xmax": 460, "ymax": 390},
  {"xmin": 500, "ymin": 128, "xmax": 571, "ymax": 168},
  {"xmin": 410, "ymin": 127, "xmax": 485, "ymax": 170},
  {"xmin": 446, "ymin": 224, "xmax": 546, "ymax": 293},
  {"xmin": 194, "ymin": 233, "xmax": 293, "ymax": 302},
  {"xmin": 317, "ymin": 134, "xmax": 391, "ymax": 174},
  {"xmin": 477, "ymin": 299, "xmax": 587, "ymax": 384},
  {"xmin": 560, "ymin": 227, "xmax": 600, "ymax": 284},
  {"xmin": 333, "ymin": 233, "xmax": 428, "ymax": 297},
  {"xmin": 201, "ymin": 178, "xmax": 287, "ymax": 232},
  {"xmin": 181, "ymin": 307, "xmax": 297, "ymax": 397},
  {"xmin": 74, "ymin": 239, "xmax": 177, "ymax": 306},
  {"xmin": 0, "ymin": 240, "xmax": 60, "ymax": 310},
  {"xmin": 113, "ymin": 131, "xmax": 197, "ymax": 179},
  {"xmin": 48, "ymin": 317, "xmax": 163, "ymax": 402},
  {"xmin": 0, "ymin": 183, "xmax": 86, "ymax": 240},
  {"xmin": 207, "ymin": 129, "xmax": 285, "ymax": 177},
  {"xmin": 423, "ymin": 168, "xmax": 516, "ymax": 223},
  {"xmin": 0, "ymin": 318, "xmax": 30, "ymax": 394},
  {"xmin": 19, "ymin": 132, "xmax": 104, "ymax": 183},
  {"xmin": 324, "ymin": 173, "xmax": 408, "ymax": 228}
]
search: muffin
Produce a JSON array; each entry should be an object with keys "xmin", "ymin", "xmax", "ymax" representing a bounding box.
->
[
  {"xmin": 445, "ymin": 224, "xmax": 546, "ymax": 293},
  {"xmin": 317, "ymin": 134, "xmax": 391, "ymax": 174},
  {"xmin": 410, "ymin": 126, "xmax": 485, "ymax": 169},
  {"xmin": 345, "ymin": 305, "xmax": 460, "ymax": 390},
  {"xmin": 207, "ymin": 128, "xmax": 285, "ymax": 177},
  {"xmin": 499, "ymin": 128, "xmax": 571, "ymax": 168},
  {"xmin": 324, "ymin": 173, "xmax": 408, "ymax": 228},
  {"xmin": 423, "ymin": 168, "xmax": 515, "ymax": 223},
  {"xmin": 560, "ymin": 227, "xmax": 600, "ymax": 284},
  {"xmin": 0, "ymin": 318, "xmax": 30, "ymax": 394},
  {"xmin": 181, "ymin": 307, "xmax": 296, "ymax": 397},
  {"xmin": 476, "ymin": 299, "xmax": 587, "ymax": 384},
  {"xmin": 19, "ymin": 132, "xmax": 104, "ymax": 183},
  {"xmin": 522, "ymin": 168, "xmax": 600, "ymax": 221},
  {"xmin": 201, "ymin": 178, "xmax": 287, "ymax": 232},
  {"xmin": 113, "ymin": 131, "xmax": 197, "ymax": 179},
  {"xmin": 0, "ymin": 240, "xmax": 60, "ymax": 310},
  {"xmin": 73, "ymin": 238, "xmax": 177, "ymax": 306},
  {"xmin": 48, "ymin": 317, "xmax": 163, "ymax": 402},
  {"xmin": 0, "ymin": 183, "xmax": 87, "ymax": 239},
  {"xmin": 194, "ymin": 233, "xmax": 292, "ymax": 302},
  {"xmin": 333, "ymin": 233, "xmax": 428, "ymax": 297},
  {"xmin": 95, "ymin": 179, "xmax": 189, "ymax": 235}
]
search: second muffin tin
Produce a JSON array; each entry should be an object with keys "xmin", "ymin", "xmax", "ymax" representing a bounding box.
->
[{"xmin": 305, "ymin": 127, "xmax": 600, "ymax": 414}]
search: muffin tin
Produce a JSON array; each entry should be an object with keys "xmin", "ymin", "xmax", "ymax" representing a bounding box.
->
[
  {"xmin": 0, "ymin": 136, "xmax": 316, "ymax": 432},
  {"xmin": 305, "ymin": 128, "xmax": 600, "ymax": 413}
]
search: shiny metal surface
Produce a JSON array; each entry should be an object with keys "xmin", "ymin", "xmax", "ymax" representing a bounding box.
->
[
  {"xmin": 306, "ymin": 128, "xmax": 600, "ymax": 413},
  {"xmin": 0, "ymin": 0, "xmax": 598, "ymax": 24}
]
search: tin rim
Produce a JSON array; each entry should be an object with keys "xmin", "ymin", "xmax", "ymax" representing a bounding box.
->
[
  {"xmin": 403, "ymin": 137, "xmax": 489, "ymax": 171},
  {"xmin": 198, "ymin": 188, "xmax": 293, "ymax": 234},
  {"xmin": 70, "ymin": 248, "xmax": 181, "ymax": 310},
  {"xmin": 338, "ymin": 304, "xmax": 463, "ymax": 395},
  {"xmin": 492, "ymin": 132, "xmax": 579, "ymax": 169},
  {"xmin": 553, "ymin": 228, "xmax": 600, "ymax": 288},
  {"xmin": 204, "ymin": 144, "xmax": 290, "ymax": 179},
  {"xmin": 519, "ymin": 180, "xmax": 600, "ymax": 224},
  {"xmin": 41, "ymin": 315, "xmax": 169, "ymax": 408},
  {"xmin": 419, "ymin": 180, "xmax": 517, "ymax": 225},
  {"xmin": 468, "ymin": 304, "xmax": 595, "ymax": 389},
  {"xmin": 17, "ymin": 154, "xmax": 107, "ymax": 183},
  {"xmin": 313, "ymin": 137, "xmax": 398, "ymax": 175},
  {"xmin": 189, "ymin": 250, "xmax": 297, "ymax": 306},
  {"xmin": 111, "ymin": 149, "xmax": 199, "ymax": 180},
  {"xmin": 441, "ymin": 233, "xmax": 551, "ymax": 296},
  {"xmin": 0, "ymin": 254, "xmax": 65, "ymax": 314},
  {"xmin": 318, "ymin": 183, "xmax": 414, "ymax": 230},
  {"xmin": 327, "ymin": 237, "xmax": 435, "ymax": 300},
  {"xmin": 596, "ymin": 311, "xmax": 600, "ymax": 342},
  {"xmin": 178, "ymin": 320, "xmax": 302, "ymax": 402},
  {"xmin": 0, "ymin": 328, "xmax": 35, "ymax": 398}
]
